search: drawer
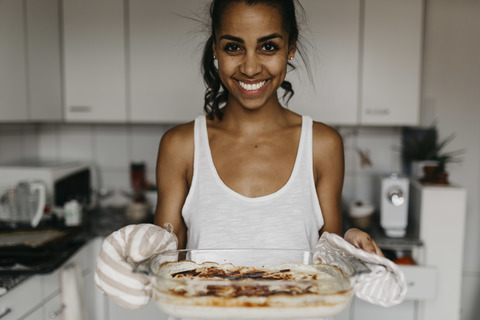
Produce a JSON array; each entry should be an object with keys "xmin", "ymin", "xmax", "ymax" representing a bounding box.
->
[
  {"xmin": 399, "ymin": 265, "xmax": 437, "ymax": 300},
  {"xmin": 0, "ymin": 276, "xmax": 42, "ymax": 320},
  {"xmin": 43, "ymin": 293, "xmax": 64, "ymax": 319},
  {"xmin": 42, "ymin": 268, "xmax": 61, "ymax": 299}
]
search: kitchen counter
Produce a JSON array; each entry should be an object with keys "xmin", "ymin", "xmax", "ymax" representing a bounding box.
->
[{"xmin": 0, "ymin": 206, "xmax": 154, "ymax": 295}]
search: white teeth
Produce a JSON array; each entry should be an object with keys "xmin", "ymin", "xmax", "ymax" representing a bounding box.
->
[{"xmin": 238, "ymin": 80, "xmax": 266, "ymax": 91}]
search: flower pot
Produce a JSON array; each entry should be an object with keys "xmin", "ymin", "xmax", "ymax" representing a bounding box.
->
[{"xmin": 411, "ymin": 160, "xmax": 439, "ymax": 179}]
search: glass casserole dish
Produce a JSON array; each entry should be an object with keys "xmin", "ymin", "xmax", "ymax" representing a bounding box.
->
[{"xmin": 136, "ymin": 248, "xmax": 358, "ymax": 319}]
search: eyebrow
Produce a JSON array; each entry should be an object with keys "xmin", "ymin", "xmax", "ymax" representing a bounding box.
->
[{"xmin": 219, "ymin": 33, "xmax": 284, "ymax": 43}]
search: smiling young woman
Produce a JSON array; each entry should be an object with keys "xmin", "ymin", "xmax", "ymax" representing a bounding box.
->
[
  {"xmin": 152, "ymin": 0, "xmax": 383, "ymax": 255},
  {"xmin": 94, "ymin": 0, "xmax": 386, "ymax": 316}
]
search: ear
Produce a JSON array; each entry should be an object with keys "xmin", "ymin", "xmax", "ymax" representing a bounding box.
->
[
  {"xmin": 288, "ymin": 43, "xmax": 297, "ymax": 60},
  {"xmin": 212, "ymin": 41, "xmax": 218, "ymax": 59}
]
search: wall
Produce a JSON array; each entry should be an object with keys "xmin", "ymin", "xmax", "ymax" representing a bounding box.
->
[
  {"xmin": 36, "ymin": 123, "xmax": 174, "ymax": 205},
  {"xmin": 421, "ymin": 0, "xmax": 480, "ymax": 319}
]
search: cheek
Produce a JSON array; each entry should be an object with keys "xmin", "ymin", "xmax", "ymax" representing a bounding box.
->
[
  {"xmin": 265, "ymin": 57, "xmax": 288, "ymax": 77},
  {"xmin": 217, "ymin": 60, "xmax": 236, "ymax": 80}
]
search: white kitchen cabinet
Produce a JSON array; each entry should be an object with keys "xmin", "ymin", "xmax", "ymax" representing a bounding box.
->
[
  {"xmin": 0, "ymin": 238, "xmax": 104, "ymax": 320},
  {"xmin": 288, "ymin": 0, "xmax": 423, "ymax": 127},
  {"xmin": 0, "ymin": 0, "xmax": 28, "ymax": 121},
  {"xmin": 289, "ymin": 0, "xmax": 360, "ymax": 125},
  {"xmin": 0, "ymin": 0, "xmax": 62, "ymax": 123},
  {"xmin": 42, "ymin": 293, "xmax": 64, "ymax": 319},
  {"xmin": 360, "ymin": 0, "xmax": 423, "ymax": 126},
  {"xmin": 409, "ymin": 181, "xmax": 467, "ymax": 320},
  {"xmin": 128, "ymin": 0, "xmax": 208, "ymax": 123},
  {"xmin": 0, "ymin": 277, "xmax": 42, "ymax": 320},
  {"xmin": 353, "ymin": 299, "xmax": 417, "ymax": 320},
  {"xmin": 22, "ymin": 306, "xmax": 44, "ymax": 320},
  {"xmin": 63, "ymin": 0, "xmax": 127, "ymax": 122},
  {"xmin": 108, "ymin": 300, "xmax": 169, "ymax": 320},
  {"xmin": 26, "ymin": 0, "xmax": 63, "ymax": 122}
]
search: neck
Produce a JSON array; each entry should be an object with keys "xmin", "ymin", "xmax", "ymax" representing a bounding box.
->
[{"xmin": 221, "ymin": 96, "xmax": 287, "ymax": 136}]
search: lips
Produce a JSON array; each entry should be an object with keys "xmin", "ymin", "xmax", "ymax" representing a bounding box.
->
[
  {"xmin": 238, "ymin": 80, "xmax": 267, "ymax": 91},
  {"xmin": 235, "ymin": 80, "xmax": 269, "ymax": 96}
]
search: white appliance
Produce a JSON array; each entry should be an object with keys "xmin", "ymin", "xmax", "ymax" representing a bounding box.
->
[
  {"xmin": 0, "ymin": 159, "xmax": 92, "ymax": 208},
  {"xmin": 380, "ymin": 173, "xmax": 409, "ymax": 237}
]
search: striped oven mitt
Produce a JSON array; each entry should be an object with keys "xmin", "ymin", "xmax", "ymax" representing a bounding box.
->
[
  {"xmin": 314, "ymin": 232, "xmax": 407, "ymax": 307},
  {"xmin": 94, "ymin": 223, "xmax": 177, "ymax": 309}
]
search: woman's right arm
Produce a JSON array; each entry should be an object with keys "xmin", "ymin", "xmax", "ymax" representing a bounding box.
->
[{"xmin": 153, "ymin": 122, "xmax": 194, "ymax": 249}]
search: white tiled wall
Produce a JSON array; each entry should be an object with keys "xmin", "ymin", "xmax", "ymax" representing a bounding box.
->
[
  {"xmin": 0, "ymin": 122, "xmax": 402, "ymax": 209},
  {"xmin": 0, "ymin": 124, "xmax": 38, "ymax": 163},
  {"xmin": 0, "ymin": 122, "xmax": 173, "ymax": 205},
  {"xmin": 340, "ymin": 126, "xmax": 402, "ymax": 209}
]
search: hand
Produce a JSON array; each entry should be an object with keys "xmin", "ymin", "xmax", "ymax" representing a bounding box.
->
[
  {"xmin": 315, "ymin": 232, "xmax": 407, "ymax": 307},
  {"xmin": 344, "ymin": 228, "xmax": 383, "ymax": 257},
  {"xmin": 94, "ymin": 223, "xmax": 177, "ymax": 309}
]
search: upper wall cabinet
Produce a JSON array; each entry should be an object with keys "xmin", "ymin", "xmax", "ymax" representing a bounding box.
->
[
  {"xmin": 0, "ymin": 0, "xmax": 28, "ymax": 121},
  {"xmin": 289, "ymin": 0, "xmax": 361, "ymax": 126},
  {"xmin": 26, "ymin": 0, "xmax": 63, "ymax": 121},
  {"xmin": 129, "ymin": 0, "xmax": 209, "ymax": 123},
  {"xmin": 63, "ymin": 0, "xmax": 127, "ymax": 122},
  {"xmin": 360, "ymin": 0, "xmax": 423, "ymax": 126},
  {"xmin": 0, "ymin": 0, "xmax": 62, "ymax": 122},
  {"xmin": 290, "ymin": 0, "xmax": 423, "ymax": 126}
]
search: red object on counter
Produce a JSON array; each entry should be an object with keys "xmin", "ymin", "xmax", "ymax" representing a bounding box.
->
[
  {"xmin": 130, "ymin": 163, "xmax": 146, "ymax": 202},
  {"xmin": 393, "ymin": 255, "xmax": 416, "ymax": 265}
]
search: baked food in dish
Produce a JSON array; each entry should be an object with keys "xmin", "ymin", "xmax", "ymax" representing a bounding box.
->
[{"xmin": 151, "ymin": 260, "xmax": 352, "ymax": 319}]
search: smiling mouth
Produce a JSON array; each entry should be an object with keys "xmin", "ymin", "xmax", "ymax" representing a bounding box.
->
[{"xmin": 237, "ymin": 80, "xmax": 267, "ymax": 91}]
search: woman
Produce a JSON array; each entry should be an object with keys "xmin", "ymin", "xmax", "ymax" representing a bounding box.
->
[
  {"xmin": 153, "ymin": 0, "xmax": 381, "ymax": 253},
  {"xmin": 95, "ymin": 0, "xmax": 388, "ymax": 314}
]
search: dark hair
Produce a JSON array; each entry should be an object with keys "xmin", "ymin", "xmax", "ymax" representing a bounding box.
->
[{"xmin": 201, "ymin": 0, "xmax": 307, "ymax": 120}]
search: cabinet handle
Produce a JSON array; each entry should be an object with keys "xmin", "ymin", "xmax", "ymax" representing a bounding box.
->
[
  {"xmin": 0, "ymin": 307, "xmax": 12, "ymax": 318},
  {"xmin": 69, "ymin": 105, "xmax": 92, "ymax": 113},
  {"xmin": 365, "ymin": 108, "xmax": 390, "ymax": 115},
  {"xmin": 49, "ymin": 304, "xmax": 65, "ymax": 318}
]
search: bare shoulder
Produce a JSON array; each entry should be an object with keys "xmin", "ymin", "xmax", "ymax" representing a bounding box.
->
[
  {"xmin": 158, "ymin": 121, "xmax": 195, "ymax": 175},
  {"xmin": 312, "ymin": 121, "xmax": 344, "ymax": 183},
  {"xmin": 312, "ymin": 121, "xmax": 344, "ymax": 152},
  {"xmin": 160, "ymin": 121, "xmax": 194, "ymax": 154}
]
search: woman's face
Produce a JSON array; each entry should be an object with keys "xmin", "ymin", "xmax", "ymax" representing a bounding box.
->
[{"xmin": 213, "ymin": 2, "xmax": 296, "ymax": 111}]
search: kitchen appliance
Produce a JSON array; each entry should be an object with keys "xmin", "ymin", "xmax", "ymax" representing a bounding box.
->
[
  {"xmin": 0, "ymin": 181, "xmax": 46, "ymax": 228},
  {"xmin": 0, "ymin": 160, "xmax": 91, "ymax": 212},
  {"xmin": 380, "ymin": 173, "xmax": 410, "ymax": 237}
]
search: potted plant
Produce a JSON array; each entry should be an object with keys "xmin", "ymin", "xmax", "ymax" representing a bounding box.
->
[{"xmin": 400, "ymin": 124, "xmax": 464, "ymax": 184}]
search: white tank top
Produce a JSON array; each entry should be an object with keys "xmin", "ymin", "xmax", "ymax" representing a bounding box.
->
[{"xmin": 182, "ymin": 115, "xmax": 324, "ymax": 250}]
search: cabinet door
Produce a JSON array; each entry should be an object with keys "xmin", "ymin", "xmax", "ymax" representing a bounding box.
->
[
  {"xmin": 43, "ymin": 294, "xmax": 64, "ymax": 320},
  {"xmin": 63, "ymin": 0, "xmax": 127, "ymax": 122},
  {"xmin": 0, "ymin": 277, "xmax": 42, "ymax": 320},
  {"xmin": 108, "ymin": 300, "xmax": 169, "ymax": 320},
  {"xmin": 289, "ymin": 0, "xmax": 360, "ymax": 125},
  {"xmin": 129, "ymin": 0, "xmax": 209, "ymax": 122},
  {"xmin": 352, "ymin": 299, "xmax": 416, "ymax": 320},
  {"xmin": 22, "ymin": 306, "xmax": 44, "ymax": 320},
  {"xmin": 360, "ymin": 0, "xmax": 423, "ymax": 126},
  {"xmin": 26, "ymin": 0, "xmax": 63, "ymax": 121},
  {"xmin": 0, "ymin": 0, "xmax": 28, "ymax": 121}
]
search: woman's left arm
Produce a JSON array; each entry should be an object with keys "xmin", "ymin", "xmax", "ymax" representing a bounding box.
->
[{"xmin": 312, "ymin": 122, "xmax": 383, "ymax": 256}]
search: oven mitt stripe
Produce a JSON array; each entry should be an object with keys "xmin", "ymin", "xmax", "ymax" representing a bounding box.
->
[
  {"xmin": 314, "ymin": 232, "xmax": 407, "ymax": 307},
  {"xmin": 94, "ymin": 224, "xmax": 178, "ymax": 310}
]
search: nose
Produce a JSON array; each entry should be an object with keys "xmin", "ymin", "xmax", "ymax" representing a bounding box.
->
[{"xmin": 240, "ymin": 53, "xmax": 261, "ymax": 77}]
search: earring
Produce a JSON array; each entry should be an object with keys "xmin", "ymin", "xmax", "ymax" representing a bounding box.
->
[
  {"xmin": 289, "ymin": 56, "xmax": 294, "ymax": 60},
  {"xmin": 213, "ymin": 55, "xmax": 216, "ymax": 59}
]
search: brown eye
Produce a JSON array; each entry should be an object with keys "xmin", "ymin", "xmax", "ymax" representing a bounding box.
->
[
  {"xmin": 224, "ymin": 43, "xmax": 241, "ymax": 53},
  {"xmin": 262, "ymin": 42, "xmax": 279, "ymax": 53}
]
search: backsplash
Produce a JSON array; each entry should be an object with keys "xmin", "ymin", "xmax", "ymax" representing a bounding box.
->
[{"xmin": 0, "ymin": 122, "xmax": 402, "ymax": 209}]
